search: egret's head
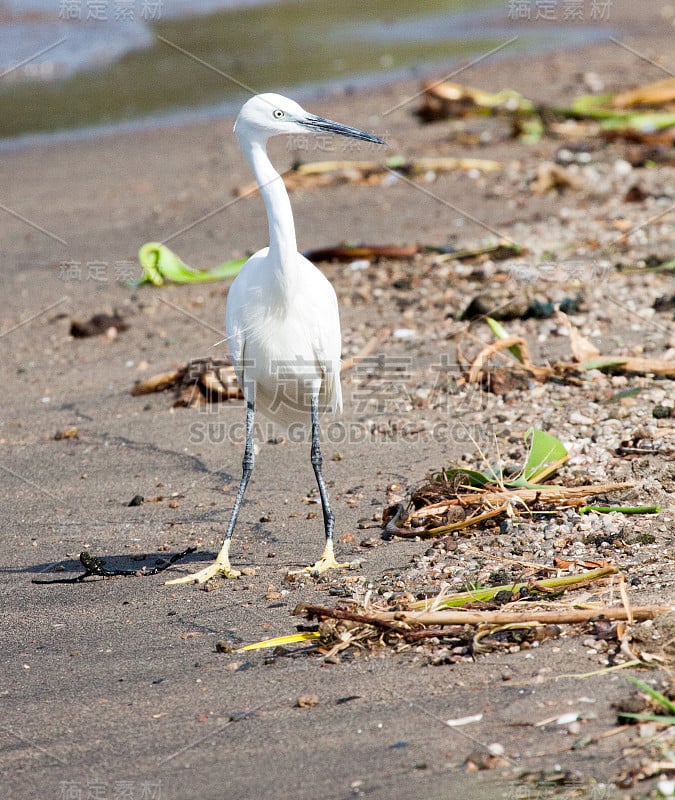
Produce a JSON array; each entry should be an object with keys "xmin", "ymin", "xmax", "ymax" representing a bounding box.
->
[{"xmin": 234, "ymin": 92, "xmax": 385, "ymax": 147}]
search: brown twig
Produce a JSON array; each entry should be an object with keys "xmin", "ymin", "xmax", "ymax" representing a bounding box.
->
[
  {"xmin": 468, "ymin": 336, "xmax": 552, "ymax": 383},
  {"xmin": 130, "ymin": 369, "xmax": 182, "ymax": 396},
  {"xmin": 299, "ymin": 604, "xmax": 448, "ymax": 644},
  {"xmin": 305, "ymin": 244, "xmax": 420, "ymax": 262}
]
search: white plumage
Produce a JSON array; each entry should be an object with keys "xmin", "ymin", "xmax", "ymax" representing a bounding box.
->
[{"xmin": 226, "ymin": 245, "xmax": 342, "ymax": 428}]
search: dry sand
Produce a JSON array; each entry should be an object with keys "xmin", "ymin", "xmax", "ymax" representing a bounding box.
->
[{"xmin": 2, "ymin": 5, "xmax": 674, "ymax": 799}]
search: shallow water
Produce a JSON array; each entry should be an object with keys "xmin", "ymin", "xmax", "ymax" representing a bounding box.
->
[{"xmin": 0, "ymin": 0, "xmax": 607, "ymax": 144}]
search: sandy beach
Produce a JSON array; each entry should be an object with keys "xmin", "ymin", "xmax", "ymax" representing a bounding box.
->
[{"xmin": 2, "ymin": 4, "xmax": 675, "ymax": 798}]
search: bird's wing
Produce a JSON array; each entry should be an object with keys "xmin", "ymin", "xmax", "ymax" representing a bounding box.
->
[{"xmin": 301, "ymin": 256, "xmax": 343, "ymax": 414}]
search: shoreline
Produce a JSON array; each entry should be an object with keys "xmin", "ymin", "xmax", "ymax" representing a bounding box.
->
[
  {"xmin": 1, "ymin": 0, "xmax": 645, "ymax": 147},
  {"xmin": 0, "ymin": 22, "xmax": 611, "ymax": 153},
  {"xmin": 2, "ymin": 0, "xmax": 670, "ymax": 154}
]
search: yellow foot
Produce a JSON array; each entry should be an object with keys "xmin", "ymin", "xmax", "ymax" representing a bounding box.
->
[
  {"xmin": 305, "ymin": 555, "xmax": 350, "ymax": 577},
  {"xmin": 165, "ymin": 543, "xmax": 240, "ymax": 585},
  {"xmin": 298, "ymin": 540, "xmax": 350, "ymax": 577}
]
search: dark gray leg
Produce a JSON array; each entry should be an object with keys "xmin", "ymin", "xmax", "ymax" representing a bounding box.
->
[
  {"xmin": 305, "ymin": 393, "xmax": 346, "ymax": 574},
  {"xmin": 166, "ymin": 400, "xmax": 255, "ymax": 584},
  {"xmin": 310, "ymin": 392, "xmax": 334, "ymax": 545},
  {"xmin": 224, "ymin": 400, "xmax": 255, "ymax": 543}
]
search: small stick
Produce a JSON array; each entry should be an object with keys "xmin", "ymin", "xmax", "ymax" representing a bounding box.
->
[
  {"xmin": 130, "ymin": 370, "xmax": 182, "ymax": 396},
  {"xmin": 296, "ymin": 603, "xmax": 670, "ymax": 629},
  {"xmin": 377, "ymin": 606, "xmax": 669, "ymax": 627},
  {"xmin": 468, "ymin": 336, "xmax": 552, "ymax": 383}
]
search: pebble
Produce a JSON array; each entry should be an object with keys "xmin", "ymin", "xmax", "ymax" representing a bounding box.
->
[
  {"xmin": 569, "ymin": 411, "xmax": 595, "ymax": 426},
  {"xmin": 296, "ymin": 694, "xmax": 320, "ymax": 708},
  {"xmin": 613, "ymin": 159, "xmax": 633, "ymax": 176}
]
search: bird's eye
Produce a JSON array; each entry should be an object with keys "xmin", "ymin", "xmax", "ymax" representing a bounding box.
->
[{"xmin": 273, "ymin": 109, "xmax": 285, "ymax": 119}]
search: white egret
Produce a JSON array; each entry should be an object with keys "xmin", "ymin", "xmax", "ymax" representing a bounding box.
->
[{"xmin": 167, "ymin": 93, "xmax": 385, "ymax": 585}]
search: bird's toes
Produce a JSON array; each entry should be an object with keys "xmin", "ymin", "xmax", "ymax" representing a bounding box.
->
[{"xmin": 165, "ymin": 564, "xmax": 240, "ymax": 586}]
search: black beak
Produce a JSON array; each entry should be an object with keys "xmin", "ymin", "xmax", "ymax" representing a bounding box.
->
[{"xmin": 300, "ymin": 115, "xmax": 386, "ymax": 145}]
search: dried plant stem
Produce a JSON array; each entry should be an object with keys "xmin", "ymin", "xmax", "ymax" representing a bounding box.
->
[
  {"xmin": 408, "ymin": 565, "xmax": 620, "ymax": 610},
  {"xmin": 411, "ymin": 482, "xmax": 635, "ymax": 522},
  {"xmin": 297, "ymin": 603, "xmax": 669, "ymax": 631}
]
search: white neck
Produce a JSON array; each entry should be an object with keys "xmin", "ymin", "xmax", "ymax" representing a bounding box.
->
[{"xmin": 239, "ymin": 137, "xmax": 297, "ymax": 269}]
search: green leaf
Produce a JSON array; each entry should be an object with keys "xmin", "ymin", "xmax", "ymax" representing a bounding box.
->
[
  {"xmin": 626, "ymin": 676, "xmax": 675, "ymax": 715},
  {"xmin": 578, "ymin": 504, "xmax": 662, "ymax": 515},
  {"xmin": 569, "ymin": 93, "xmax": 621, "ymax": 118},
  {"xmin": 600, "ymin": 111, "xmax": 675, "ymax": 132},
  {"xmin": 438, "ymin": 467, "xmax": 494, "ymax": 488},
  {"xmin": 409, "ymin": 566, "xmax": 618, "ymax": 610},
  {"xmin": 517, "ymin": 115, "xmax": 544, "ymax": 144},
  {"xmin": 385, "ymin": 155, "xmax": 407, "ymax": 169},
  {"xmin": 522, "ymin": 428, "xmax": 568, "ymax": 483},
  {"xmin": 486, "ymin": 316, "xmax": 524, "ymax": 363},
  {"xmin": 135, "ymin": 242, "xmax": 246, "ymax": 287},
  {"xmin": 580, "ymin": 356, "xmax": 630, "ymax": 371}
]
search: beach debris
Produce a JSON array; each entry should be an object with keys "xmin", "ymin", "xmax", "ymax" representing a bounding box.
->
[
  {"xmin": 296, "ymin": 694, "xmax": 320, "ymax": 708},
  {"xmin": 619, "ymin": 676, "xmax": 675, "ymax": 725},
  {"xmin": 305, "ymin": 240, "xmax": 523, "ymax": 264},
  {"xmin": 578, "ymin": 356, "xmax": 675, "ymax": 377},
  {"xmin": 461, "ymin": 315, "xmax": 675, "ymax": 391},
  {"xmin": 235, "ymin": 155, "xmax": 503, "ymax": 197},
  {"xmin": 446, "ymin": 713, "xmax": 483, "ymax": 727},
  {"xmin": 304, "ymin": 244, "xmax": 419, "ymax": 262},
  {"xmin": 32, "ymin": 547, "xmax": 197, "ymax": 583},
  {"xmin": 460, "ymin": 294, "xmax": 579, "ymax": 322},
  {"xmin": 381, "ymin": 425, "xmax": 645, "ymax": 540},
  {"xmin": 415, "ymin": 80, "xmax": 534, "ymax": 122},
  {"xmin": 136, "ymin": 242, "xmax": 246, "ymax": 286},
  {"xmin": 292, "ymin": 596, "xmax": 669, "ymax": 654},
  {"xmin": 416, "ymin": 77, "xmax": 675, "ymax": 144},
  {"xmin": 237, "ymin": 632, "xmax": 321, "ymax": 652},
  {"xmin": 612, "ymin": 77, "xmax": 675, "ymax": 109},
  {"xmin": 230, "ymin": 562, "xmax": 670, "ymax": 661},
  {"xmin": 70, "ymin": 312, "xmax": 128, "ymax": 338},
  {"xmin": 385, "ymin": 480, "xmax": 634, "ymax": 540},
  {"xmin": 406, "ymin": 566, "xmax": 620, "ymax": 610},
  {"xmin": 530, "ymin": 162, "xmax": 581, "ymax": 194},
  {"xmin": 612, "ymin": 674, "xmax": 675, "ymax": 788},
  {"xmin": 465, "ymin": 743, "xmax": 509, "ymax": 772},
  {"xmin": 130, "ymin": 356, "xmax": 242, "ymax": 407},
  {"xmin": 578, "ymin": 504, "xmax": 662, "ymax": 516},
  {"xmin": 135, "ymin": 239, "xmax": 523, "ymax": 289},
  {"xmin": 53, "ymin": 427, "xmax": 78, "ymax": 440}
]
